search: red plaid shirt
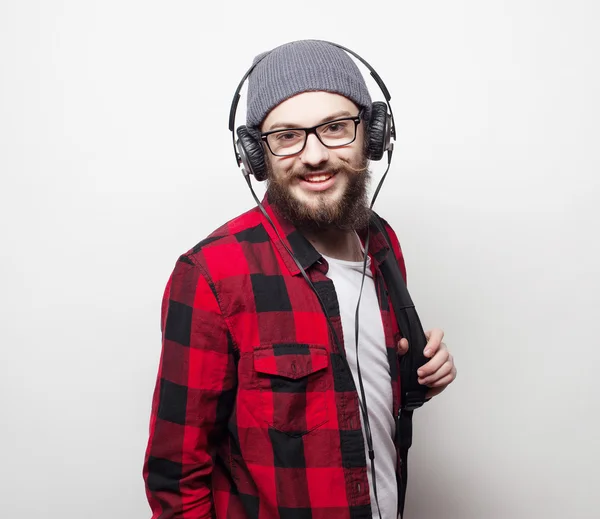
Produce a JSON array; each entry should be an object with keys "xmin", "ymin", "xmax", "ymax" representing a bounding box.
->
[{"xmin": 143, "ymin": 196, "xmax": 408, "ymax": 519}]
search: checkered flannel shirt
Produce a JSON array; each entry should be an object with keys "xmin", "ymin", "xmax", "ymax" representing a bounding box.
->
[{"xmin": 143, "ymin": 195, "xmax": 408, "ymax": 519}]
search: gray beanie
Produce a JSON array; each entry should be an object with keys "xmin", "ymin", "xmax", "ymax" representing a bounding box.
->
[{"xmin": 246, "ymin": 40, "xmax": 372, "ymax": 133}]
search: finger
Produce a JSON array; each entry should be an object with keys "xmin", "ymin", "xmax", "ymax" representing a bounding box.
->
[
  {"xmin": 397, "ymin": 338, "xmax": 409, "ymax": 355},
  {"xmin": 418, "ymin": 346, "xmax": 449, "ymax": 377},
  {"xmin": 419, "ymin": 358, "xmax": 453, "ymax": 386},
  {"xmin": 423, "ymin": 328, "xmax": 444, "ymax": 357},
  {"xmin": 427, "ymin": 370, "xmax": 456, "ymax": 388},
  {"xmin": 425, "ymin": 369, "xmax": 457, "ymax": 398}
]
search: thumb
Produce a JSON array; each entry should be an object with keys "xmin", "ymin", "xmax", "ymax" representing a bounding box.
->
[{"xmin": 397, "ymin": 338, "xmax": 409, "ymax": 355}]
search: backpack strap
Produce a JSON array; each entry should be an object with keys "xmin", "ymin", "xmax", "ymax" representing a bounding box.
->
[{"xmin": 370, "ymin": 212, "xmax": 430, "ymax": 517}]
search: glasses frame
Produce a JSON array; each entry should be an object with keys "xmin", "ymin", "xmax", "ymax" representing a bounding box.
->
[{"xmin": 260, "ymin": 110, "xmax": 363, "ymax": 157}]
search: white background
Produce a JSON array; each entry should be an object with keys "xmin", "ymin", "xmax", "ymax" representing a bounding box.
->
[{"xmin": 1, "ymin": 1, "xmax": 598, "ymax": 518}]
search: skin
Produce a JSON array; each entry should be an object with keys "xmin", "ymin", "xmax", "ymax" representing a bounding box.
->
[{"xmin": 261, "ymin": 91, "xmax": 457, "ymax": 398}]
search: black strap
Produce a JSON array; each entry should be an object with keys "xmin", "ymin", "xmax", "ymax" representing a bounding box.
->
[
  {"xmin": 396, "ymin": 409, "xmax": 413, "ymax": 516},
  {"xmin": 370, "ymin": 212, "xmax": 430, "ymax": 517}
]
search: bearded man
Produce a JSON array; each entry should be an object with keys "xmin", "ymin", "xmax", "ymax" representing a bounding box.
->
[{"xmin": 143, "ymin": 40, "xmax": 457, "ymax": 519}]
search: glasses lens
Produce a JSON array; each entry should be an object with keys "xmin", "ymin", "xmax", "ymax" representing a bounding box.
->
[
  {"xmin": 317, "ymin": 119, "xmax": 356, "ymax": 147},
  {"xmin": 266, "ymin": 130, "xmax": 306, "ymax": 156}
]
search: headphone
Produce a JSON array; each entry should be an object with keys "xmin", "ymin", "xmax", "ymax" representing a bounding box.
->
[{"xmin": 228, "ymin": 40, "xmax": 397, "ymax": 181}]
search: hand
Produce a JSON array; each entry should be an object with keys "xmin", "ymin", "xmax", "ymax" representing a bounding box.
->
[{"xmin": 397, "ymin": 328, "xmax": 457, "ymax": 399}]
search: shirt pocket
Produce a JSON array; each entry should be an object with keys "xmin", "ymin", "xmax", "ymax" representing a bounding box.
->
[{"xmin": 253, "ymin": 343, "xmax": 330, "ymax": 437}]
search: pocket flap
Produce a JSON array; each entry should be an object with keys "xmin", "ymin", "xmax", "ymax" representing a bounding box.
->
[{"xmin": 254, "ymin": 344, "xmax": 329, "ymax": 380}]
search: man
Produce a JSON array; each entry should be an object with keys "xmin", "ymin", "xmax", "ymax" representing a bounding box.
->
[{"xmin": 143, "ymin": 40, "xmax": 457, "ymax": 519}]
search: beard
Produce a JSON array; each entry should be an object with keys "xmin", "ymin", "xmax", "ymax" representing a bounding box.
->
[{"xmin": 265, "ymin": 155, "xmax": 373, "ymax": 232}]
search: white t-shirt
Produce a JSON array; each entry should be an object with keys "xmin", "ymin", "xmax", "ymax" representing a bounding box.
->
[{"xmin": 321, "ymin": 247, "xmax": 398, "ymax": 519}]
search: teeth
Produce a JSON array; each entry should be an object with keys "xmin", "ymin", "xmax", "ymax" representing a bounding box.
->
[{"xmin": 305, "ymin": 174, "xmax": 332, "ymax": 183}]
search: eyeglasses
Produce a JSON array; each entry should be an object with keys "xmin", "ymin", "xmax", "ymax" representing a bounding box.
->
[{"xmin": 260, "ymin": 110, "xmax": 363, "ymax": 157}]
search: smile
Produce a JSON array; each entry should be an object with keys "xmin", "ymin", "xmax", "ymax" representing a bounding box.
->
[
  {"xmin": 298, "ymin": 172, "xmax": 338, "ymax": 192},
  {"xmin": 303, "ymin": 173, "xmax": 333, "ymax": 183}
]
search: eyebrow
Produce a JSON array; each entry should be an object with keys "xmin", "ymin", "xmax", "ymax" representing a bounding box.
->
[{"xmin": 265, "ymin": 110, "xmax": 355, "ymax": 132}]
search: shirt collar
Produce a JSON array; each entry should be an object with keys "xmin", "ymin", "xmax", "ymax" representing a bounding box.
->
[{"xmin": 258, "ymin": 194, "xmax": 391, "ymax": 276}]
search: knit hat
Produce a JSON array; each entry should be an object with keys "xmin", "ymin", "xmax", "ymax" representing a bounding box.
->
[{"xmin": 246, "ymin": 40, "xmax": 372, "ymax": 133}]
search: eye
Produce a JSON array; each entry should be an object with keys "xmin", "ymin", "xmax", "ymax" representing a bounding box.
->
[
  {"xmin": 323, "ymin": 121, "xmax": 348, "ymax": 134},
  {"xmin": 275, "ymin": 130, "xmax": 303, "ymax": 142}
]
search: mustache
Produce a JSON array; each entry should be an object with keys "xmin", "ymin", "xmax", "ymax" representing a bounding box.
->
[{"xmin": 287, "ymin": 157, "xmax": 369, "ymax": 179}]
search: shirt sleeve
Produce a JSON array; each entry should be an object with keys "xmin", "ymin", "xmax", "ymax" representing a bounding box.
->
[{"xmin": 143, "ymin": 256, "xmax": 237, "ymax": 518}]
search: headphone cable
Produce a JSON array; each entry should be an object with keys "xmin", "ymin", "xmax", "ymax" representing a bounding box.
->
[{"xmin": 243, "ymin": 145, "xmax": 393, "ymax": 519}]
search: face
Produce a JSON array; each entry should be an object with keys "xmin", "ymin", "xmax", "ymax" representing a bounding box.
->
[{"xmin": 260, "ymin": 91, "xmax": 372, "ymax": 231}]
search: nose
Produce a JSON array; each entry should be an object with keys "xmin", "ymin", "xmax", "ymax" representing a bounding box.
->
[{"xmin": 300, "ymin": 133, "xmax": 329, "ymax": 167}]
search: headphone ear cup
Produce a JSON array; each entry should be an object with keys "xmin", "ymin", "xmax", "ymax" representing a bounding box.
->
[
  {"xmin": 367, "ymin": 101, "xmax": 391, "ymax": 161},
  {"xmin": 236, "ymin": 126, "xmax": 268, "ymax": 181}
]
